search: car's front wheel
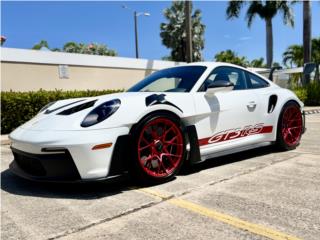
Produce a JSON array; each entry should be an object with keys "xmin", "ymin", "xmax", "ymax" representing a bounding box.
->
[
  {"xmin": 276, "ymin": 101, "xmax": 303, "ymax": 150},
  {"xmin": 131, "ymin": 113, "xmax": 186, "ymax": 184}
]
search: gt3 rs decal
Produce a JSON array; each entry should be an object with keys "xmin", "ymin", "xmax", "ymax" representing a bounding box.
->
[{"xmin": 198, "ymin": 123, "xmax": 273, "ymax": 146}]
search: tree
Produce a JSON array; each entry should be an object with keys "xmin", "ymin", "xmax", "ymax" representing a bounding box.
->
[
  {"xmin": 312, "ymin": 38, "xmax": 320, "ymax": 64},
  {"xmin": 160, "ymin": 1, "xmax": 205, "ymax": 62},
  {"xmin": 214, "ymin": 49, "xmax": 270, "ymax": 68},
  {"xmin": 31, "ymin": 41, "xmax": 117, "ymax": 56},
  {"xmin": 226, "ymin": 0, "xmax": 294, "ymax": 68},
  {"xmin": 272, "ymin": 62, "xmax": 281, "ymax": 68},
  {"xmin": 283, "ymin": 38, "xmax": 320, "ymax": 67},
  {"xmin": 214, "ymin": 50, "xmax": 248, "ymax": 67},
  {"xmin": 283, "ymin": 38, "xmax": 320, "ymax": 82},
  {"xmin": 51, "ymin": 48, "xmax": 61, "ymax": 52},
  {"xmin": 303, "ymin": 0, "xmax": 312, "ymax": 65},
  {"xmin": 282, "ymin": 44, "xmax": 303, "ymax": 67},
  {"xmin": 250, "ymin": 57, "xmax": 266, "ymax": 68},
  {"xmin": 63, "ymin": 42, "xmax": 117, "ymax": 56},
  {"xmin": 32, "ymin": 40, "xmax": 50, "ymax": 50},
  {"xmin": 185, "ymin": 1, "xmax": 193, "ymax": 62},
  {"xmin": 303, "ymin": 0, "xmax": 312, "ymax": 84},
  {"xmin": 214, "ymin": 50, "xmax": 271, "ymax": 68},
  {"xmin": 85, "ymin": 43, "xmax": 117, "ymax": 56},
  {"xmin": 63, "ymin": 42, "xmax": 81, "ymax": 53}
]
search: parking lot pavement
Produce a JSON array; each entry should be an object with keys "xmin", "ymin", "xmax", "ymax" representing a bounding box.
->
[{"xmin": 1, "ymin": 113, "xmax": 320, "ymax": 240}]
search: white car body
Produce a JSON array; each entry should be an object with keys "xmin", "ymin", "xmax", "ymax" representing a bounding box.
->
[{"xmin": 9, "ymin": 62, "xmax": 304, "ymax": 182}]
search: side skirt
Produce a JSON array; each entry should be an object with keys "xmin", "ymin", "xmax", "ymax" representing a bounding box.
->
[{"xmin": 200, "ymin": 142, "xmax": 274, "ymax": 162}]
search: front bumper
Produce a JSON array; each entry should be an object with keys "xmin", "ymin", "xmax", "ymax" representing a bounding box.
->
[
  {"xmin": 9, "ymin": 126, "xmax": 130, "ymax": 181},
  {"xmin": 10, "ymin": 147, "xmax": 82, "ymax": 181}
]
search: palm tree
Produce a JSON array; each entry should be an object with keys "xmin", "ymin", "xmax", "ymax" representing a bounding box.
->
[
  {"xmin": 185, "ymin": 1, "xmax": 193, "ymax": 62},
  {"xmin": 283, "ymin": 38, "xmax": 320, "ymax": 82},
  {"xmin": 283, "ymin": 38, "xmax": 320, "ymax": 67},
  {"xmin": 303, "ymin": 0, "xmax": 312, "ymax": 65},
  {"xmin": 226, "ymin": 1, "xmax": 294, "ymax": 68},
  {"xmin": 214, "ymin": 49, "xmax": 249, "ymax": 67},
  {"xmin": 303, "ymin": 0, "xmax": 312, "ymax": 84},
  {"xmin": 283, "ymin": 44, "xmax": 303, "ymax": 67},
  {"xmin": 160, "ymin": 1, "xmax": 205, "ymax": 62}
]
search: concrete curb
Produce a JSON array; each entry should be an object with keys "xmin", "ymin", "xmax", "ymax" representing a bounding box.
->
[
  {"xmin": 1, "ymin": 135, "xmax": 11, "ymax": 146},
  {"xmin": 304, "ymin": 108, "xmax": 320, "ymax": 115},
  {"xmin": 1, "ymin": 107, "xmax": 320, "ymax": 146}
]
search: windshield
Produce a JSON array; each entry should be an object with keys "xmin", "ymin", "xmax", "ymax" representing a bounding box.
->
[{"xmin": 127, "ymin": 66, "xmax": 207, "ymax": 92}]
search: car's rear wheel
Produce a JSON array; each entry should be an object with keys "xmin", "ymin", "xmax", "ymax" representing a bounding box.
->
[
  {"xmin": 131, "ymin": 113, "xmax": 186, "ymax": 184},
  {"xmin": 276, "ymin": 101, "xmax": 303, "ymax": 150}
]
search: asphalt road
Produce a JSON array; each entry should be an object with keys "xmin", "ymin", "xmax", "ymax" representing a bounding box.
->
[{"xmin": 1, "ymin": 114, "xmax": 320, "ymax": 240}]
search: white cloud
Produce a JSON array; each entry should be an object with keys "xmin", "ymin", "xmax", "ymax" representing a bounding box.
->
[{"xmin": 239, "ymin": 36, "xmax": 252, "ymax": 41}]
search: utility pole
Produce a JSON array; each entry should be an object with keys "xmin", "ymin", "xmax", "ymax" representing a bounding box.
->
[{"xmin": 185, "ymin": 0, "xmax": 193, "ymax": 63}]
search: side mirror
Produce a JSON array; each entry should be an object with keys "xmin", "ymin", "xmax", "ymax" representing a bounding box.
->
[
  {"xmin": 303, "ymin": 62, "xmax": 316, "ymax": 75},
  {"xmin": 205, "ymin": 80, "xmax": 234, "ymax": 97}
]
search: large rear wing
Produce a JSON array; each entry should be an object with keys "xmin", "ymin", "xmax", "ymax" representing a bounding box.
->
[
  {"xmin": 252, "ymin": 63, "xmax": 317, "ymax": 82},
  {"xmin": 250, "ymin": 63, "xmax": 318, "ymax": 88}
]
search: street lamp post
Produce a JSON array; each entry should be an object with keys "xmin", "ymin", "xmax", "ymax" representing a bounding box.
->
[
  {"xmin": 123, "ymin": 5, "xmax": 150, "ymax": 59},
  {"xmin": 134, "ymin": 11, "xmax": 139, "ymax": 58}
]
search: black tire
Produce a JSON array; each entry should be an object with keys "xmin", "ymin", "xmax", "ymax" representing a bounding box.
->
[
  {"xmin": 276, "ymin": 101, "xmax": 303, "ymax": 151},
  {"xmin": 130, "ymin": 112, "xmax": 186, "ymax": 184}
]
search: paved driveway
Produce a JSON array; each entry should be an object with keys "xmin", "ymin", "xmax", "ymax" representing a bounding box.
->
[{"xmin": 1, "ymin": 114, "xmax": 320, "ymax": 240}]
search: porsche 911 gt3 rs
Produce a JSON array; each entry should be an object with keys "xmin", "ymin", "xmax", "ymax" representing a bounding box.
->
[{"xmin": 9, "ymin": 62, "xmax": 305, "ymax": 183}]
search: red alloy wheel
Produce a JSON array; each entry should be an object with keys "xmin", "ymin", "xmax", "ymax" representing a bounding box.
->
[
  {"xmin": 281, "ymin": 105, "xmax": 303, "ymax": 146},
  {"xmin": 137, "ymin": 118, "xmax": 184, "ymax": 178}
]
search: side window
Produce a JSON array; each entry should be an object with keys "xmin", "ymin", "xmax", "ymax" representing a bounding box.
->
[
  {"xmin": 246, "ymin": 72, "xmax": 270, "ymax": 89},
  {"xmin": 199, "ymin": 67, "xmax": 247, "ymax": 91}
]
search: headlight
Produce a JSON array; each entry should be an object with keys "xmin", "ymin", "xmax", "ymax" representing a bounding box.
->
[
  {"xmin": 38, "ymin": 101, "xmax": 57, "ymax": 113},
  {"xmin": 81, "ymin": 99, "xmax": 121, "ymax": 127}
]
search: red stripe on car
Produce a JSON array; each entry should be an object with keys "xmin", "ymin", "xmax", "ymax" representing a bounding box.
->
[{"xmin": 199, "ymin": 125, "xmax": 273, "ymax": 146}]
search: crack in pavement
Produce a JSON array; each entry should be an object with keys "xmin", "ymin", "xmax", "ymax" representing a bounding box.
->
[
  {"xmin": 47, "ymin": 199, "xmax": 166, "ymax": 240},
  {"xmin": 174, "ymin": 152, "xmax": 302, "ymax": 198},
  {"xmin": 292, "ymin": 150, "xmax": 320, "ymax": 155}
]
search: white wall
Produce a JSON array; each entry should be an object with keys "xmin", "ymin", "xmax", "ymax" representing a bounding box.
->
[{"xmin": 1, "ymin": 48, "xmax": 185, "ymax": 91}]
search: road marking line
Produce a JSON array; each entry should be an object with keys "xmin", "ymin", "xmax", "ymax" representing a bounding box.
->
[
  {"xmin": 169, "ymin": 198, "xmax": 301, "ymax": 240},
  {"xmin": 131, "ymin": 187, "xmax": 172, "ymax": 200},
  {"xmin": 133, "ymin": 187, "xmax": 301, "ymax": 240}
]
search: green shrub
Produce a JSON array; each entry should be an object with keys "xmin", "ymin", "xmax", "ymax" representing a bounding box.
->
[
  {"xmin": 293, "ymin": 81, "xmax": 320, "ymax": 106},
  {"xmin": 293, "ymin": 88, "xmax": 308, "ymax": 103},
  {"xmin": 1, "ymin": 89, "xmax": 123, "ymax": 134},
  {"xmin": 305, "ymin": 81, "xmax": 320, "ymax": 106}
]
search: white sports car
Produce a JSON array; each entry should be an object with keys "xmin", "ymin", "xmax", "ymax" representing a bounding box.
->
[{"xmin": 9, "ymin": 62, "xmax": 305, "ymax": 183}]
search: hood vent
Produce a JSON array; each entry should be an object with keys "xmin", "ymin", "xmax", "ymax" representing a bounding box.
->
[
  {"xmin": 57, "ymin": 100, "xmax": 97, "ymax": 115},
  {"xmin": 45, "ymin": 99, "xmax": 85, "ymax": 114}
]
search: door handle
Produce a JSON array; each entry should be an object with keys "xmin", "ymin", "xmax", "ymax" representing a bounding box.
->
[{"xmin": 247, "ymin": 101, "xmax": 257, "ymax": 109}]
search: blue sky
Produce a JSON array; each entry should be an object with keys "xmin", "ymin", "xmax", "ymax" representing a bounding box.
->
[{"xmin": 1, "ymin": 1, "xmax": 320, "ymax": 64}]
